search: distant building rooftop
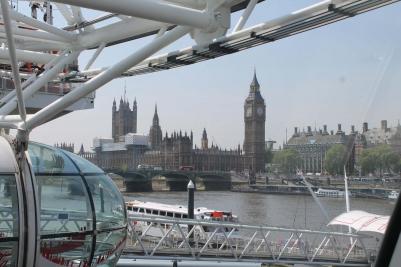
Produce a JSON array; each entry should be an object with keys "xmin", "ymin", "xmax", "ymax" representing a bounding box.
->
[
  {"xmin": 364, "ymin": 120, "xmax": 401, "ymax": 145},
  {"xmin": 93, "ymin": 133, "xmax": 148, "ymax": 151}
]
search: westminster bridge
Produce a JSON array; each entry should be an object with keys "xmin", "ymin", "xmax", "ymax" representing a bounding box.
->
[{"xmin": 106, "ymin": 169, "xmax": 232, "ymax": 192}]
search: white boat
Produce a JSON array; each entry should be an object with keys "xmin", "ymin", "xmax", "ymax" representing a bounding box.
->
[
  {"xmin": 315, "ymin": 188, "xmax": 346, "ymax": 198},
  {"xmin": 126, "ymin": 200, "xmax": 238, "ymax": 239},
  {"xmin": 388, "ymin": 190, "xmax": 399, "ymax": 200}
]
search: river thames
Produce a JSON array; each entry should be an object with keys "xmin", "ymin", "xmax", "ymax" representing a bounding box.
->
[{"xmin": 124, "ymin": 191, "xmax": 395, "ymax": 230}]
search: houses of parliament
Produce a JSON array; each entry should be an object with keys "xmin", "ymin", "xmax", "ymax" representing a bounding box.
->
[{"xmin": 82, "ymin": 73, "xmax": 266, "ymax": 172}]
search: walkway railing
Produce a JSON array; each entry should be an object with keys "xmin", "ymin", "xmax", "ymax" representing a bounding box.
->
[{"xmin": 126, "ymin": 214, "xmax": 374, "ymax": 267}]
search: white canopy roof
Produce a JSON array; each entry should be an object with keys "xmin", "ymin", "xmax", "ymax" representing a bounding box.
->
[{"xmin": 328, "ymin": 210, "xmax": 389, "ymax": 234}]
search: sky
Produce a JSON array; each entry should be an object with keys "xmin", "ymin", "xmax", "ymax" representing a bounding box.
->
[{"xmin": 26, "ymin": 0, "xmax": 401, "ymax": 152}]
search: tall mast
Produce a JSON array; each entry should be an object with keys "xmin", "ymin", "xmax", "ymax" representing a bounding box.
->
[{"xmin": 344, "ymin": 166, "xmax": 350, "ymax": 213}]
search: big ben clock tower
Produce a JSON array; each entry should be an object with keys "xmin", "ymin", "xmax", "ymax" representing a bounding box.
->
[{"xmin": 243, "ymin": 71, "xmax": 266, "ymax": 172}]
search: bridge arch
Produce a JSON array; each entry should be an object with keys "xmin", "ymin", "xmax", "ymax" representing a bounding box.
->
[
  {"xmin": 161, "ymin": 172, "xmax": 192, "ymax": 191},
  {"xmin": 113, "ymin": 171, "xmax": 152, "ymax": 192},
  {"xmin": 197, "ymin": 173, "xmax": 231, "ymax": 191}
]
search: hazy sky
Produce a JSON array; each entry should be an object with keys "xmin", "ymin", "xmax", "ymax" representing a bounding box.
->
[{"xmin": 28, "ymin": 0, "xmax": 401, "ymax": 152}]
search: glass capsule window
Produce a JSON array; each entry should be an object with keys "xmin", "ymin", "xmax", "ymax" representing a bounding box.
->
[{"xmin": 28, "ymin": 142, "xmax": 127, "ymax": 266}]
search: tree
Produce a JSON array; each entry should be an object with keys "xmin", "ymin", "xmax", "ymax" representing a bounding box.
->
[
  {"xmin": 360, "ymin": 149, "xmax": 378, "ymax": 175},
  {"xmin": 360, "ymin": 145, "xmax": 401, "ymax": 176},
  {"xmin": 378, "ymin": 145, "xmax": 399, "ymax": 173},
  {"xmin": 325, "ymin": 144, "xmax": 347, "ymax": 175},
  {"xmin": 272, "ymin": 149, "xmax": 300, "ymax": 175},
  {"xmin": 120, "ymin": 163, "xmax": 128, "ymax": 173},
  {"xmin": 391, "ymin": 158, "xmax": 401, "ymax": 175},
  {"xmin": 265, "ymin": 149, "xmax": 274, "ymax": 164}
]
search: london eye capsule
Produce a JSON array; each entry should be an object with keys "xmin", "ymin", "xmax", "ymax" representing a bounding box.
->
[{"xmin": 0, "ymin": 136, "xmax": 127, "ymax": 266}]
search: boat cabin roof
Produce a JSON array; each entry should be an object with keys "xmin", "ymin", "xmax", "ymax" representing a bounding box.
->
[
  {"xmin": 126, "ymin": 200, "xmax": 232, "ymax": 216},
  {"xmin": 317, "ymin": 188, "xmax": 343, "ymax": 193}
]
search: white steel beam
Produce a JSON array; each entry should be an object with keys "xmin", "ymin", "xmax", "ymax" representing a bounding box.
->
[
  {"xmin": 216, "ymin": 0, "xmax": 334, "ymax": 43},
  {"xmin": 0, "ymin": 51, "xmax": 80, "ymax": 116},
  {"xmin": 0, "ymin": 39, "xmax": 66, "ymax": 55},
  {"xmin": 0, "ymin": 121, "xmax": 17, "ymax": 129},
  {"xmin": 0, "ymin": 25, "xmax": 68, "ymax": 43},
  {"xmin": 0, "ymin": 47, "xmax": 58, "ymax": 64},
  {"xmin": 51, "ymin": 0, "xmax": 212, "ymax": 29},
  {"xmin": 78, "ymin": 0, "xmax": 344, "ymax": 79},
  {"xmin": 19, "ymin": 41, "xmax": 68, "ymax": 52},
  {"xmin": 0, "ymin": 0, "xmax": 26, "ymax": 121},
  {"xmin": 54, "ymin": 3, "xmax": 75, "ymax": 25},
  {"xmin": 24, "ymin": 26, "xmax": 190, "ymax": 130},
  {"xmin": 70, "ymin": 5, "xmax": 84, "ymax": 25},
  {"xmin": 63, "ymin": 13, "xmax": 117, "ymax": 31},
  {"xmin": 233, "ymin": 0, "xmax": 258, "ymax": 32},
  {"xmin": 77, "ymin": 18, "xmax": 170, "ymax": 49},
  {"xmin": 155, "ymin": 26, "xmax": 168, "ymax": 38},
  {"xmin": 84, "ymin": 42, "xmax": 106, "ymax": 70},
  {"xmin": 9, "ymin": 8, "xmax": 76, "ymax": 41},
  {"xmin": 0, "ymin": 114, "xmax": 33, "ymax": 123}
]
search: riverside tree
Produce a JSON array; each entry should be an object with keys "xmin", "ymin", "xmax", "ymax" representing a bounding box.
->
[
  {"xmin": 360, "ymin": 145, "xmax": 400, "ymax": 176},
  {"xmin": 272, "ymin": 149, "xmax": 300, "ymax": 175},
  {"xmin": 265, "ymin": 149, "xmax": 274, "ymax": 164},
  {"xmin": 324, "ymin": 144, "xmax": 348, "ymax": 175}
]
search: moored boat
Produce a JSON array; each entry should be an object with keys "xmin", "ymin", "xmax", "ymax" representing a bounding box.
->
[
  {"xmin": 125, "ymin": 200, "xmax": 238, "ymax": 239},
  {"xmin": 315, "ymin": 188, "xmax": 346, "ymax": 198},
  {"xmin": 388, "ymin": 190, "xmax": 399, "ymax": 200}
]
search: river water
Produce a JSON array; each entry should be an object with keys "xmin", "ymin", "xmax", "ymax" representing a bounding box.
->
[{"xmin": 124, "ymin": 191, "xmax": 395, "ymax": 230}]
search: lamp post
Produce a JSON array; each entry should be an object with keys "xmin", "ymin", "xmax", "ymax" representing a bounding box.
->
[{"xmin": 187, "ymin": 180, "xmax": 195, "ymax": 239}]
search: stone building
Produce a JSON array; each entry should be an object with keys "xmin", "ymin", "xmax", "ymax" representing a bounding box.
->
[
  {"xmin": 92, "ymin": 134, "xmax": 148, "ymax": 170},
  {"xmin": 142, "ymin": 73, "xmax": 267, "ymax": 173},
  {"xmin": 284, "ymin": 120, "xmax": 401, "ymax": 174},
  {"xmin": 285, "ymin": 124, "xmax": 355, "ymax": 174},
  {"xmin": 54, "ymin": 142, "xmax": 74, "ymax": 153},
  {"xmin": 243, "ymin": 71, "xmax": 266, "ymax": 172},
  {"xmin": 363, "ymin": 120, "xmax": 401, "ymax": 152},
  {"xmin": 112, "ymin": 96, "xmax": 137, "ymax": 142},
  {"xmin": 192, "ymin": 144, "xmax": 243, "ymax": 171},
  {"xmin": 201, "ymin": 128, "xmax": 208, "ymax": 150},
  {"xmin": 388, "ymin": 123, "xmax": 401, "ymax": 155},
  {"xmin": 353, "ymin": 129, "xmax": 367, "ymax": 167},
  {"xmin": 148, "ymin": 105, "xmax": 163, "ymax": 150},
  {"xmin": 84, "ymin": 73, "xmax": 267, "ymax": 172},
  {"xmin": 141, "ymin": 128, "xmax": 243, "ymax": 171},
  {"xmin": 142, "ymin": 131, "xmax": 193, "ymax": 169}
]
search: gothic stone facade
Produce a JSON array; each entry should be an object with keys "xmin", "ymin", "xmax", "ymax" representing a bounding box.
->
[
  {"xmin": 88, "ymin": 73, "xmax": 267, "ymax": 172},
  {"xmin": 93, "ymin": 144, "xmax": 147, "ymax": 170},
  {"xmin": 112, "ymin": 97, "xmax": 137, "ymax": 142},
  {"xmin": 148, "ymin": 105, "xmax": 163, "ymax": 150},
  {"xmin": 243, "ymin": 72, "xmax": 266, "ymax": 172},
  {"xmin": 141, "ymin": 130, "xmax": 243, "ymax": 171}
]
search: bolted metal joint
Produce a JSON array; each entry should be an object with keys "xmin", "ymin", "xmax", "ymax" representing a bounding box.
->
[
  {"xmin": 16, "ymin": 129, "xmax": 29, "ymax": 153},
  {"xmin": 190, "ymin": 0, "xmax": 230, "ymax": 45}
]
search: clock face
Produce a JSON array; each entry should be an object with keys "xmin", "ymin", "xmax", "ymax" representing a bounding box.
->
[
  {"xmin": 246, "ymin": 107, "xmax": 252, "ymax": 117},
  {"xmin": 257, "ymin": 107, "xmax": 264, "ymax": 116}
]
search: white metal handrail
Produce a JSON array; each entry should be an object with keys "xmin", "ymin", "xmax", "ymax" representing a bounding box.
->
[{"xmin": 125, "ymin": 214, "xmax": 375, "ymax": 266}]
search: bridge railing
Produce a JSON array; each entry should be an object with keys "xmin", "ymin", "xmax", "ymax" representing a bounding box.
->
[{"xmin": 125, "ymin": 214, "xmax": 373, "ymax": 266}]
